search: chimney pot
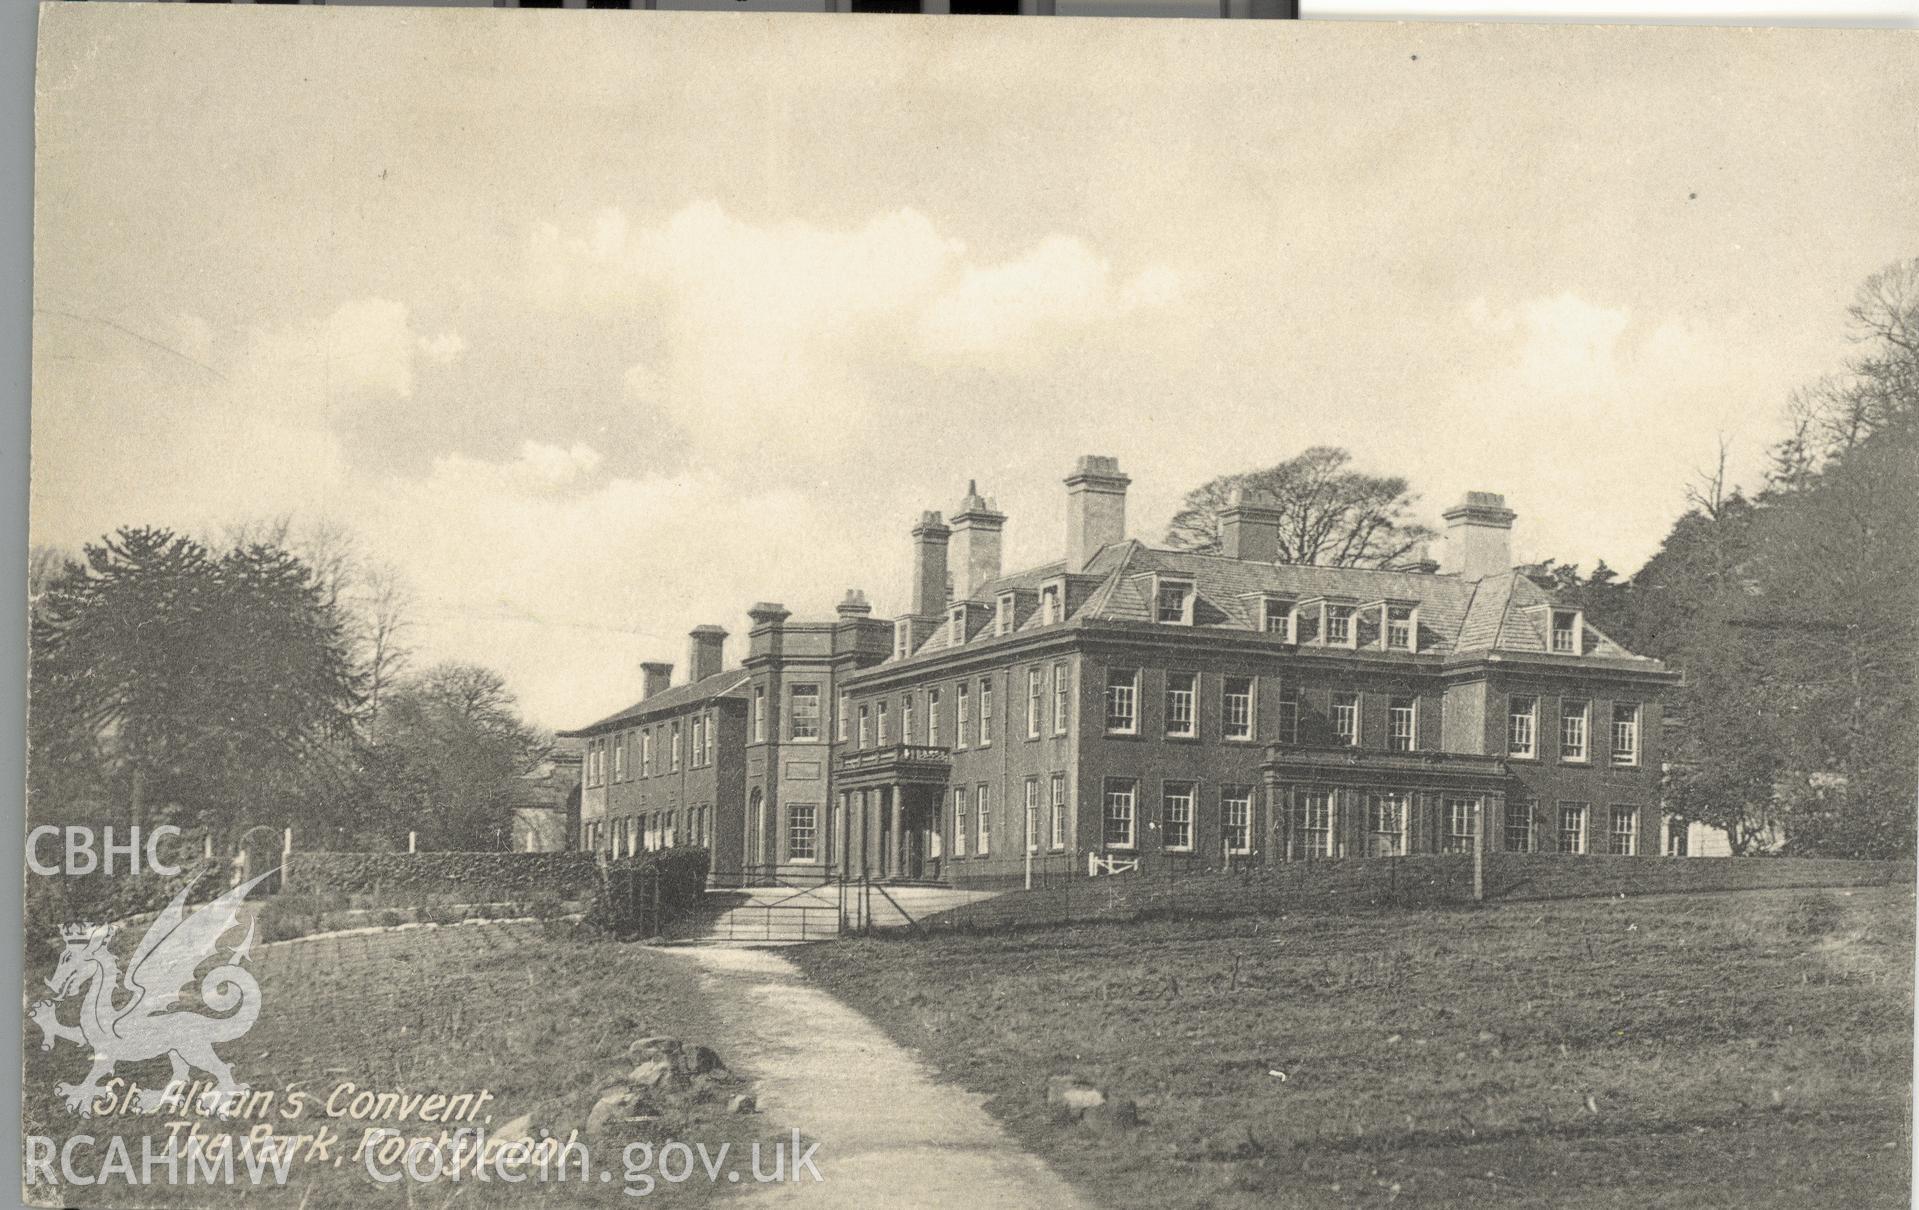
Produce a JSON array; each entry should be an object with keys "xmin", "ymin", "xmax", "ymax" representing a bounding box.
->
[
  {"xmin": 837, "ymin": 589, "xmax": 873, "ymax": 618},
  {"xmin": 747, "ymin": 602, "xmax": 791, "ymax": 628}
]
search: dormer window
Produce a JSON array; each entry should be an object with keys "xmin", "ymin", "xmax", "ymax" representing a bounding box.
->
[
  {"xmin": 1386, "ymin": 604, "xmax": 1417, "ymax": 652},
  {"xmin": 1550, "ymin": 609, "xmax": 1583, "ymax": 655},
  {"xmin": 1324, "ymin": 603, "xmax": 1355, "ymax": 646},
  {"xmin": 995, "ymin": 593, "xmax": 1016, "ymax": 636},
  {"xmin": 1261, "ymin": 596, "xmax": 1295, "ymax": 641},
  {"xmin": 1039, "ymin": 583, "xmax": 1063, "ymax": 625},
  {"xmin": 1155, "ymin": 577, "xmax": 1196, "ymax": 625},
  {"xmin": 894, "ymin": 618, "xmax": 912, "ymax": 660},
  {"xmin": 949, "ymin": 605, "xmax": 967, "ymax": 646}
]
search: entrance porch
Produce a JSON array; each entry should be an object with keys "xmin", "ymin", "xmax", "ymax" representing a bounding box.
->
[{"xmin": 835, "ymin": 745, "xmax": 953, "ymax": 883}]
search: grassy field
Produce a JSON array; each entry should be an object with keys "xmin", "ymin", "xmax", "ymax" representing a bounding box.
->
[
  {"xmin": 24, "ymin": 920, "xmax": 788, "ymax": 1207},
  {"xmin": 794, "ymin": 885, "xmax": 1916, "ymax": 1209}
]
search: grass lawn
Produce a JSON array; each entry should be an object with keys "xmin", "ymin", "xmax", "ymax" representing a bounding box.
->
[
  {"xmin": 24, "ymin": 920, "xmax": 788, "ymax": 1207},
  {"xmin": 793, "ymin": 885, "xmax": 1916, "ymax": 1209}
]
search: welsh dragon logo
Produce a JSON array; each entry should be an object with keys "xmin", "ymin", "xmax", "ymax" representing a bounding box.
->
[{"xmin": 32, "ymin": 872, "xmax": 272, "ymax": 1117}]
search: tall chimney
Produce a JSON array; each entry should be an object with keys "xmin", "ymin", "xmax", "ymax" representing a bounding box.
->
[
  {"xmin": 1064, "ymin": 455, "xmax": 1130, "ymax": 571},
  {"xmin": 1218, "ymin": 487, "xmax": 1283, "ymax": 562},
  {"xmin": 687, "ymin": 625, "xmax": 728, "ymax": 683},
  {"xmin": 949, "ymin": 482, "xmax": 1006, "ymax": 601},
  {"xmin": 1437, "ymin": 492, "xmax": 1517, "ymax": 581},
  {"xmin": 641, "ymin": 661, "xmax": 673, "ymax": 700},
  {"xmin": 909, "ymin": 512, "xmax": 950, "ymax": 616}
]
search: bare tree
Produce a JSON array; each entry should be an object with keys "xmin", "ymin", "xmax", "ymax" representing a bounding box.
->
[
  {"xmin": 1772, "ymin": 257, "xmax": 1919, "ymax": 482},
  {"xmin": 217, "ymin": 513, "xmax": 417, "ymax": 742},
  {"xmin": 1685, "ymin": 434, "xmax": 1734, "ymax": 519},
  {"xmin": 356, "ymin": 560, "xmax": 415, "ymax": 742},
  {"xmin": 1164, "ymin": 446, "xmax": 1436, "ymax": 567}
]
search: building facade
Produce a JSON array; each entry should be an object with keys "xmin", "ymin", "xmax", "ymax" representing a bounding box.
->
[
  {"xmin": 564, "ymin": 454, "xmax": 1676, "ymax": 887},
  {"xmin": 831, "ymin": 459, "xmax": 1676, "ymax": 887},
  {"xmin": 561, "ymin": 626, "xmax": 750, "ymax": 872}
]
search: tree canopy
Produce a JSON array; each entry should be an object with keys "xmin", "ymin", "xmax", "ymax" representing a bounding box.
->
[
  {"xmin": 1561, "ymin": 258, "xmax": 1919, "ymax": 858},
  {"xmin": 28, "ymin": 525, "xmax": 548, "ymax": 855},
  {"xmin": 1163, "ymin": 446, "xmax": 1435, "ymax": 567},
  {"xmin": 29, "ymin": 528, "xmax": 364, "ymax": 838}
]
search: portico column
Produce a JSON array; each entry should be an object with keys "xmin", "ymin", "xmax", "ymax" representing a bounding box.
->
[
  {"xmin": 890, "ymin": 791, "xmax": 905, "ymax": 879},
  {"xmin": 859, "ymin": 790, "xmax": 875, "ymax": 874}
]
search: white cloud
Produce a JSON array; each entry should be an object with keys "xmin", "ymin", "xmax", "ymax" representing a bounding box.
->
[
  {"xmin": 528, "ymin": 203, "xmax": 1180, "ymax": 467},
  {"xmin": 1421, "ymin": 292, "xmax": 1764, "ymax": 569},
  {"xmin": 1467, "ymin": 292, "xmax": 1633, "ymax": 395},
  {"xmin": 428, "ymin": 441, "xmax": 605, "ymax": 494},
  {"xmin": 361, "ymin": 458, "xmax": 875, "ymax": 725},
  {"xmin": 417, "ymin": 329, "xmax": 468, "ymax": 366},
  {"xmin": 917, "ymin": 235, "xmax": 1181, "ymax": 362},
  {"xmin": 245, "ymin": 297, "xmax": 422, "ymax": 402}
]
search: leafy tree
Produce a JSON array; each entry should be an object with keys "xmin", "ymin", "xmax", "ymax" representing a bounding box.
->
[
  {"xmin": 28, "ymin": 527, "xmax": 364, "ymax": 842},
  {"xmin": 219, "ymin": 514, "xmax": 416, "ymax": 742},
  {"xmin": 1614, "ymin": 260, "xmax": 1918, "ymax": 858},
  {"xmin": 1746, "ymin": 259, "xmax": 1918, "ymax": 857},
  {"xmin": 377, "ymin": 662, "xmax": 547, "ymax": 851},
  {"xmin": 1163, "ymin": 446, "xmax": 1435, "ymax": 566},
  {"xmin": 1516, "ymin": 559, "xmax": 1631, "ymax": 641}
]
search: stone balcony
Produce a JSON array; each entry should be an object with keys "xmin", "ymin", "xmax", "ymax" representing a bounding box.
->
[{"xmin": 835, "ymin": 743, "xmax": 954, "ymax": 787}]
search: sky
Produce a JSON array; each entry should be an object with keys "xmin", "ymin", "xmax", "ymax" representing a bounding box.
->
[{"xmin": 30, "ymin": 7, "xmax": 1919, "ymax": 729}]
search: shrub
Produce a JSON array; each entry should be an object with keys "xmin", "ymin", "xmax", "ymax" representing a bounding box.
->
[
  {"xmin": 587, "ymin": 848, "xmax": 710, "ymax": 938},
  {"xmin": 526, "ymin": 891, "xmax": 567, "ymax": 920},
  {"xmin": 1784, "ymin": 892, "xmax": 1847, "ymax": 937},
  {"xmin": 25, "ymin": 860, "xmax": 229, "ymax": 968},
  {"xmin": 416, "ymin": 901, "xmax": 467, "ymax": 926},
  {"xmin": 255, "ymin": 890, "xmax": 348, "ymax": 943}
]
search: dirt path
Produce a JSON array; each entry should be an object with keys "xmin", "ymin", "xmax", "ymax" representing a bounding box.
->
[{"xmin": 680, "ymin": 945, "xmax": 1090, "ymax": 1209}]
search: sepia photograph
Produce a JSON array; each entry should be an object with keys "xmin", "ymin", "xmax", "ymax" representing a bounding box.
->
[{"xmin": 19, "ymin": 3, "xmax": 1919, "ymax": 1207}]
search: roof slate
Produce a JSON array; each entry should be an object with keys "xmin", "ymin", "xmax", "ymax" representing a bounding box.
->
[
  {"xmin": 883, "ymin": 541, "xmax": 1660, "ymax": 667},
  {"xmin": 560, "ymin": 668, "xmax": 751, "ymax": 737}
]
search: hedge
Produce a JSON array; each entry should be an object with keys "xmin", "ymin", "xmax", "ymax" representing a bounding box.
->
[
  {"xmin": 25, "ymin": 859, "xmax": 228, "ymax": 968},
  {"xmin": 914, "ymin": 854, "xmax": 1912, "ymax": 933},
  {"xmin": 588, "ymin": 848, "xmax": 712, "ymax": 937},
  {"xmin": 1485, "ymin": 853, "xmax": 1912, "ymax": 902},
  {"xmin": 282, "ymin": 851, "xmax": 601, "ymax": 902}
]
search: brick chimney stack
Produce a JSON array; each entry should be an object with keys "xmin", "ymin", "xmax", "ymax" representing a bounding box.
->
[
  {"xmin": 909, "ymin": 512, "xmax": 951, "ymax": 616},
  {"xmin": 1218, "ymin": 487, "xmax": 1284, "ymax": 562},
  {"xmin": 1064, "ymin": 455, "xmax": 1130, "ymax": 571},
  {"xmin": 640, "ymin": 661, "xmax": 674, "ymax": 700},
  {"xmin": 1437, "ymin": 492, "xmax": 1517, "ymax": 581},
  {"xmin": 950, "ymin": 481, "xmax": 1006, "ymax": 602},
  {"xmin": 687, "ymin": 625, "xmax": 728, "ymax": 683}
]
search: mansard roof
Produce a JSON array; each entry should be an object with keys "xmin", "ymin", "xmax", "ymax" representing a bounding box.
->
[
  {"xmin": 885, "ymin": 540, "xmax": 1655, "ymax": 667},
  {"xmin": 558, "ymin": 668, "xmax": 751, "ymax": 738}
]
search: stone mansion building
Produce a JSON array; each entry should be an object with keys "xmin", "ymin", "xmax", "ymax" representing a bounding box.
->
[{"xmin": 563, "ymin": 456, "xmax": 1678, "ymax": 886}]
